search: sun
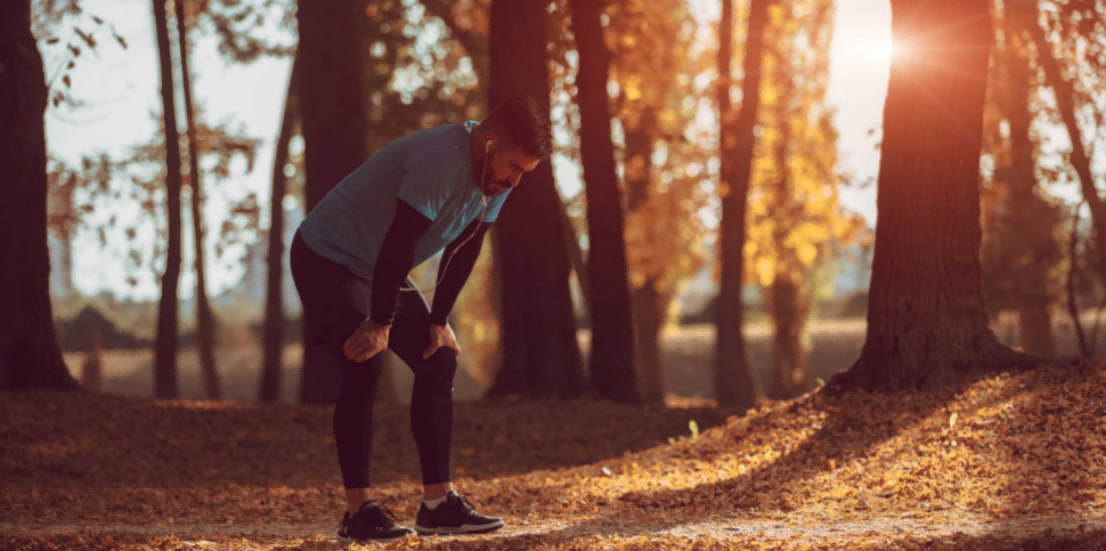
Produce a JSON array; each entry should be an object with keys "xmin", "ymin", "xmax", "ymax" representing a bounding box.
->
[
  {"xmin": 874, "ymin": 40, "xmax": 896, "ymax": 62},
  {"xmin": 837, "ymin": 32, "xmax": 897, "ymax": 67},
  {"xmin": 861, "ymin": 36, "xmax": 896, "ymax": 63}
]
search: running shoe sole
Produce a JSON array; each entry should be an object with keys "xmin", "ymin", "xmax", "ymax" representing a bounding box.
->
[
  {"xmin": 414, "ymin": 519, "xmax": 505, "ymax": 536},
  {"xmin": 337, "ymin": 533, "xmax": 412, "ymax": 544}
]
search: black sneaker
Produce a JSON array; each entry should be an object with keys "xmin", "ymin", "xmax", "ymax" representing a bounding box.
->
[
  {"xmin": 415, "ymin": 491, "xmax": 505, "ymax": 536},
  {"xmin": 337, "ymin": 500, "xmax": 416, "ymax": 544}
]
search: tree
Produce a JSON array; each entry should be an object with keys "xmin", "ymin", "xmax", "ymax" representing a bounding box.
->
[
  {"xmin": 259, "ymin": 58, "xmax": 298, "ymax": 403},
  {"xmin": 175, "ymin": 0, "xmax": 221, "ymax": 400},
  {"xmin": 297, "ymin": 0, "xmax": 368, "ymax": 405},
  {"xmin": 830, "ymin": 0, "xmax": 1039, "ymax": 392},
  {"xmin": 747, "ymin": 0, "xmax": 861, "ymax": 398},
  {"xmin": 715, "ymin": 0, "xmax": 770, "ymax": 409},
  {"xmin": 979, "ymin": 4, "xmax": 1064, "ymax": 357},
  {"xmin": 1013, "ymin": 0, "xmax": 1106, "ymax": 319},
  {"xmin": 593, "ymin": 0, "xmax": 709, "ymax": 404},
  {"xmin": 568, "ymin": 0, "xmax": 638, "ymax": 404},
  {"xmin": 0, "ymin": 0, "xmax": 81, "ymax": 391},
  {"xmin": 151, "ymin": 0, "xmax": 185, "ymax": 399},
  {"xmin": 486, "ymin": 0, "xmax": 587, "ymax": 399}
]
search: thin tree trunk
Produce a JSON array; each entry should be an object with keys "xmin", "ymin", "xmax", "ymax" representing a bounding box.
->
[
  {"xmin": 297, "ymin": 0, "xmax": 369, "ymax": 404},
  {"xmin": 623, "ymin": 107, "xmax": 666, "ymax": 403},
  {"xmin": 0, "ymin": 0, "xmax": 81, "ymax": 391},
  {"xmin": 569, "ymin": 0, "xmax": 638, "ymax": 404},
  {"xmin": 997, "ymin": 17, "xmax": 1056, "ymax": 357},
  {"xmin": 769, "ymin": 274, "xmax": 809, "ymax": 397},
  {"xmin": 152, "ymin": 0, "xmax": 184, "ymax": 399},
  {"xmin": 766, "ymin": 34, "xmax": 809, "ymax": 399},
  {"xmin": 174, "ymin": 0, "xmax": 221, "ymax": 400},
  {"xmin": 715, "ymin": 0, "xmax": 768, "ymax": 409},
  {"xmin": 80, "ymin": 329, "xmax": 103, "ymax": 392},
  {"xmin": 260, "ymin": 58, "xmax": 299, "ymax": 403},
  {"xmin": 486, "ymin": 0, "xmax": 587, "ymax": 399},
  {"xmin": 1017, "ymin": 6, "xmax": 1101, "ymax": 351},
  {"xmin": 559, "ymin": 196, "xmax": 591, "ymax": 313},
  {"xmin": 831, "ymin": 0, "xmax": 1039, "ymax": 393}
]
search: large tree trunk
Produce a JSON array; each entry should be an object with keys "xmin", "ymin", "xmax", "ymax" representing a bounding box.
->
[
  {"xmin": 996, "ymin": 16, "xmax": 1056, "ymax": 357},
  {"xmin": 0, "ymin": 0, "xmax": 81, "ymax": 391},
  {"xmin": 486, "ymin": 0, "xmax": 587, "ymax": 399},
  {"xmin": 152, "ymin": 0, "xmax": 184, "ymax": 399},
  {"xmin": 260, "ymin": 58, "xmax": 299, "ymax": 403},
  {"xmin": 569, "ymin": 0, "xmax": 638, "ymax": 404},
  {"xmin": 831, "ymin": 0, "xmax": 1038, "ymax": 393},
  {"xmin": 175, "ymin": 0, "xmax": 221, "ymax": 400},
  {"xmin": 715, "ymin": 0, "xmax": 768, "ymax": 409},
  {"xmin": 623, "ymin": 107, "xmax": 666, "ymax": 404},
  {"xmin": 297, "ymin": 0, "xmax": 368, "ymax": 404}
]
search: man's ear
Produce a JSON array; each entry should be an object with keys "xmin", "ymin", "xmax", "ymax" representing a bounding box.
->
[{"xmin": 482, "ymin": 130, "xmax": 498, "ymax": 152}]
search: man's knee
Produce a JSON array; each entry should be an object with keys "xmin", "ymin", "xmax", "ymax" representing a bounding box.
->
[{"xmin": 414, "ymin": 348, "xmax": 458, "ymax": 391}]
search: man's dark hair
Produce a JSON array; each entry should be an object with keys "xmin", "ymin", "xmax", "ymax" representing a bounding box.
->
[{"xmin": 484, "ymin": 96, "xmax": 553, "ymax": 160}]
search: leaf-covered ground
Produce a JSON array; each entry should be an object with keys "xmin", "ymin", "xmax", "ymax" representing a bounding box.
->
[{"xmin": 4, "ymin": 362, "xmax": 1106, "ymax": 550}]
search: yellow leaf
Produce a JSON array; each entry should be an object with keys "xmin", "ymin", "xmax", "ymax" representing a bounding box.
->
[
  {"xmin": 796, "ymin": 242, "xmax": 818, "ymax": 266},
  {"xmin": 830, "ymin": 487, "xmax": 849, "ymax": 499},
  {"xmin": 949, "ymin": 412, "xmax": 958, "ymax": 428}
]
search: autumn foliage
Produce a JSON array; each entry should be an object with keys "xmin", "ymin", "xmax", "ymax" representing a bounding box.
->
[{"xmin": 5, "ymin": 362, "xmax": 1106, "ymax": 549}]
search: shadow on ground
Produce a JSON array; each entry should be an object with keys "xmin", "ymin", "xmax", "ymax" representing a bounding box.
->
[{"xmin": 1, "ymin": 389, "xmax": 735, "ymax": 491}]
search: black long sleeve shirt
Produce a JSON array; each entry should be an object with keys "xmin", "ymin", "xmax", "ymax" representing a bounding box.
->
[{"xmin": 369, "ymin": 199, "xmax": 490, "ymax": 327}]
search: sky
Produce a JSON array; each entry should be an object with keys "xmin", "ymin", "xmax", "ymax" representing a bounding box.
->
[{"xmin": 41, "ymin": 0, "xmax": 892, "ymax": 301}]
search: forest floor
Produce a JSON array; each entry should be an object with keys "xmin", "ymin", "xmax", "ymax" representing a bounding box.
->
[{"xmin": 4, "ymin": 360, "xmax": 1106, "ymax": 550}]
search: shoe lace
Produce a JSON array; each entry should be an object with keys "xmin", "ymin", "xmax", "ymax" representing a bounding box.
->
[
  {"xmin": 372, "ymin": 504, "xmax": 399, "ymax": 528},
  {"xmin": 457, "ymin": 494, "xmax": 477, "ymax": 516}
]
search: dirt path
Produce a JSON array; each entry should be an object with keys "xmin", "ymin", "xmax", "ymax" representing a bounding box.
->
[{"xmin": 5, "ymin": 516, "xmax": 1105, "ymax": 543}]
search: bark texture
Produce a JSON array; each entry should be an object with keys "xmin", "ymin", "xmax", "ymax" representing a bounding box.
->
[
  {"xmin": 832, "ymin": 0, "xmax": 1038, "ymax": 393},
  {"xmin": 0, "ymin": 0, "xmax": 80, "ymax": 391},
  {"xmin": 715, "ymin": 0, "xmax": 769, "ymax": 409},
  {"xmin": 487, "ymin": 0, "xmax": 587, "ymax": 399}
]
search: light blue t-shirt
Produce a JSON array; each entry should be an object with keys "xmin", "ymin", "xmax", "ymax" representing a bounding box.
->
[{"xmin": 297, "ymin": 121, "xmax": 511, "ymax": 277}]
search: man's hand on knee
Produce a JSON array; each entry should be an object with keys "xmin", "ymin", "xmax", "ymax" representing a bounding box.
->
[
  {"xmin": 344, "ymin": 318, "xmax": 391, "ymax": 362},
  {"xmin": 423, "ymin": 323, "xmax": 462, "ymax": 360}
]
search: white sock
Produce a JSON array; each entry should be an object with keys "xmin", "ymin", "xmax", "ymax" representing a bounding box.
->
[{"xmin": 423, "ymin": 490, "xmax": 454, "ymax": 510}]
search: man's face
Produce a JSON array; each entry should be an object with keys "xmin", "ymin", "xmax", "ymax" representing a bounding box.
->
[{"xmin": 481, "ymin": 143, "xmax": 542, "ymax": 196}]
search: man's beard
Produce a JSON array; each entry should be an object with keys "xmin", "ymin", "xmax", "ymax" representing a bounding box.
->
[
  {"xmin": 477, "ymin": 153, "xmax": 510, "ymax": 195},
  {"xmin": 483, "ymin": 179, "xmax": 510, "ymax": 195}
]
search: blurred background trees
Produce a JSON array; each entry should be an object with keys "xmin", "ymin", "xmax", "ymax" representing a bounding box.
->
[{"xmin": 21, "ymin": 0, "xmax": 1106, "ymax": 402}]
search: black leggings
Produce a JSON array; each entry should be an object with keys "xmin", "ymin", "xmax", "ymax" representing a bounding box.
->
[{"xmin": 289, "ymin": 230, "xmax": 455, "ymax": 489}]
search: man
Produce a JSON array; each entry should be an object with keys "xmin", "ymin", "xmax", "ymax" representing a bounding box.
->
[{"xmin": 290, "ymin": 97, "xmax": 549, "ymax": 543}]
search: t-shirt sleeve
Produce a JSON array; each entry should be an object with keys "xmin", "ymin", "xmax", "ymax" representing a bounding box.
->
[
  {"xmin": 397, "ymin": 149, "xmax": 462, "ymax": 220},
  {"xmin": 482, "ymin": 189, "xmax": 512, "ymax": 223}
]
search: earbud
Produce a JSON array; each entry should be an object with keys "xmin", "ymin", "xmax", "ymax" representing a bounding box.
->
[{"xmin": 485, "ymin": 139, "xmax": 493, "ymax": 153}]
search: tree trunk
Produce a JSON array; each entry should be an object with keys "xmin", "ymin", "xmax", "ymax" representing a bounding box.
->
[
  {"xmin": 559, "ymin": 197, "xmax": 591, "ymax": 310},
  {"xmin": 1016, "ymin": 5, "xmax": 1102, "ymax": 353},
  {"xmin": 623, "ymin": 107, "xmax": 666, "ymax": 404},
  {"xmin": 0, "ymin": 1, "xmax": 81, "ymax": 391},
  {"xmin": 297, "ymin": 0, "xmax": 368, "ymax": 404},
  {"xmin": 766, "ymin": 36, "xmax": 809, "ymax": 400},
  {"xmin": 80, "ymin": 329, "xmax": 103, "ymax": 392},
  {"xmin": 152, "ymin": 0, "xmax": 184, "ymax": 399},
  {"xmin": 260, "ymin": 58, "xmax": 299, "ymax": 403},
  {"xmin": 174, "ymin": 0, "xmax": 221, "ymax": 400},
  {"xmin": 715, "ymin": 0, "xmax": 768, "ymax": 409},
  {"xmin": 997, "ymin": 16, "xmax": 1055, "ymax": 357},
  {"xmin": 486, "ymin": 0, "xmax": 587, "ymax": 399},
  {"xmin": 569, "ymin": 0, "xmax": 638, "ymax": 404},
  {"xmin": 830, "ymin": 0, "xmax": 1038, "ymax": 393},
  {"xmin": 769, "ymin": 274, "xmax": 809, "ymax": 398}
]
